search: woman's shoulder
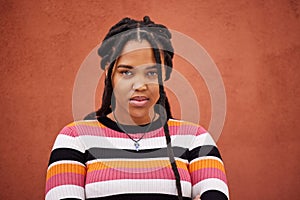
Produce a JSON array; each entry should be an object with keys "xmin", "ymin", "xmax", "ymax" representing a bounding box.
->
[
  {"xmin": 66, "ymin": 119, "xmax": 102, "ymax": 127},
  {"xmin": 57, "ymin": 119, "xmax": 106, "ymax": 136},
  {"xmin": 167, "ymin": 118, "xmax": 208, "ymax": 136},
  {"xmin": 168, "ymin": 118, "xmax": 204, "ymax": 128}
]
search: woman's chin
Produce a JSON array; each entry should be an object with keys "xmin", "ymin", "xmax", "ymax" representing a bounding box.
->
[
  {"xmin": 129, "ymin": 111, "xmax": 149, "ymax": 120},
  {"xmin": 128, "ymin": 109, "xmax": 153, "ymax": 122}
]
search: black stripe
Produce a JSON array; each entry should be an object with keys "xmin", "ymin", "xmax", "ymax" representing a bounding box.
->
[
  {"xmin": 188, "ymin": 145, "xmax": 222, "ymax": 162},
  {"xmin": 61, "ymin": 198, "xmax": 81, "ymax": 200},
  {"xmin": 48, "ymin": 146, "xmax": 222, "ymax": 165},
  {"xmin": 48, "ymin": 148, "xmax": 86, "ymax": 166},
  {"xmin": 200, "ymin": 190, "xmax": 228, "ymax": 200},
  {"xmin": 87, "ymin": 193, "xmax": 192, "ymax": 200},
  {"xmin": 86, "ymin": 146, "xmax": 189, "ymax": 161}
]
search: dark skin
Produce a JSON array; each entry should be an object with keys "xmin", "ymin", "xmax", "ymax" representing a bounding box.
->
[{"xmin": 107, "ymin": 40, "xmax": 163, "ymax": 125}]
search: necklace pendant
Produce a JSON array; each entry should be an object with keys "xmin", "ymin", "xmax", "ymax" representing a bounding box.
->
[{"xmin": 134, "ymin": 142, "xmax": 140, "ymax": 151}]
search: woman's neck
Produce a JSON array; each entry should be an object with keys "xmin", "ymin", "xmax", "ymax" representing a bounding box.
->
[{"xmin": 107, "ymin": 109, "xmax": 157, "ymax": 126}]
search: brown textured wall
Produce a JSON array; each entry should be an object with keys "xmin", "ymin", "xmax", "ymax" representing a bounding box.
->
[{"xmin": 0, "ymin": 0, "xmax": 299, "ymax": 199}]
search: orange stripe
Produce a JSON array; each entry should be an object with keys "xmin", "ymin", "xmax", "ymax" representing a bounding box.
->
[
  {"xmin": 167, "ymin": 120, "xmax": 197, "ymax": 127},
  {"xmin": 46, "ymin": 163, "xmax": 86, "ymax": 181},
  {"xmin": 189, "ymin": 159, "xmax": 225, "ymax": 173},
  {"xmin": 87, "ymin": 160, "xmax": 188, "ymax": 172},
  {"xmin": 67, "ymin": 121, "xmax": 106, "ymax": 128}
]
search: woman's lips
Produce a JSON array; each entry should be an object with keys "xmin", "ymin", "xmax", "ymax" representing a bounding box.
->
[{"xmin": 129, "ymin": 96, "xmax": 149, "ymax": 107}]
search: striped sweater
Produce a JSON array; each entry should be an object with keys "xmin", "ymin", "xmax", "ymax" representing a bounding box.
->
[{"xmin": 46, "ymin": 117, "xmax": 229, "ymax": 200}]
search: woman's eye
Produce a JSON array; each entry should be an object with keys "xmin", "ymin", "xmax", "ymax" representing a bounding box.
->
[
  {"xmin": 121, "ymin": 71, "xmax": 133, "ymax": 76},
  {"xmin": 147, "ymin": 71, "xmax": 158, "ymax": 77}
]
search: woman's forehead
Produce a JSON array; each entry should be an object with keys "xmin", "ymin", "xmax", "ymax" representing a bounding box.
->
[
  {"xmin": 121, "ymin": 39, "xmax": 153, "ymax": 54},
  {"xmin": 116, "ymin": 40, "xmax": 157, "ymax": 67}
]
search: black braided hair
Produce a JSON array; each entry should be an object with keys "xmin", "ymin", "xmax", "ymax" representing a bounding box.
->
[{"xmin": 86, "ymin": 16, "xmax": 183, "ymax": 200}]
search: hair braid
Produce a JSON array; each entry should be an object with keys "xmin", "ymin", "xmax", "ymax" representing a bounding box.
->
[
  {"xmin": 95, "ymin": 60, "xmax": 114, "ymax": 117},
  {"xmin": 160, "ymin": 70, "xmax": 183, "ymax": 200},
  {"xmin": 148, "ymin": 35, "xmax": 183, "ymax": 200},
  {"xmin": 96, "ymin": 36, "xmax": 129, "ymax": 117}
]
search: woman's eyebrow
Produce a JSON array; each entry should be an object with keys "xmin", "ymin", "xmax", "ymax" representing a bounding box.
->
[
  {"xmin": 116, "ymin": 65, "xmax": 133, "ymax": 69},
  {"xmin": 117, "ymin": 64, "xmax": 158, "ymax": 69},
  {"xmin": 146, "ymin": 65, "xmax": 159, "ymax": 70}
]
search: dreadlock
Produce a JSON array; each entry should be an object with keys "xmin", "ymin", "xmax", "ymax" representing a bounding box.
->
[{"xmin": 87, "ymin": 16, "xmax": 183, "ymax": 200}]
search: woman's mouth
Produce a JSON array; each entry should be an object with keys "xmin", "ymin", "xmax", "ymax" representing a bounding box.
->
[{"xmin": 129, "ymin": 96, "xmax": 149, "ymax": 107}]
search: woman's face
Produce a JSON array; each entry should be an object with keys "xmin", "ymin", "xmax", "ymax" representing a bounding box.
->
[{"xmin": 110, "ymin": 40, "xmax": 165, "ymax": 124}]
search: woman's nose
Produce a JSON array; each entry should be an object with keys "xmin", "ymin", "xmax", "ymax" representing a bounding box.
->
[{"xmin": 132, "ymin": 76, "xmax": 147, "ymax": 91}]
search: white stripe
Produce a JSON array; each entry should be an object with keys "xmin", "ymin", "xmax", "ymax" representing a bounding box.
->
[
  {"xmin": 78, "ymin": 119, "xmax": 97, "ymax": 122},
  {"xmin": 169, "ymin": 118, "xmax": 191, "ymax": 123},
  {"xmin": 189, "ymin": 133, "xmax": 216, "ymax": 150},
  {"xmin": 86, "ymin": 179, "xmax": 192, "ymax": 198},
  {"xmin": 86, "ymin": 157, "xmax": 169, "ymax": 164},
  {"xmin": 52, "ymin": 134, "xmax": 85, "ymax": 153},
  {"xmin": 190, "ymin": 156, "xmax": 224, "ymax": 165},
  {"xmin": 175, "ymin": 157, "xmax": 189, "ymax": 164},
  {"xmin": 169, "ymin": 118, "xmax": 184, "ymax": 122},
  {"xmin": 86, "ymin": 157, "xmax": 189, "ymax": 165},
  {"xmin": 193, "ymin": 178, "xmax": 229, "ymax": 199},
  {"xmin": 79, "ymin": 135, "xmax": 195, "ymax": 150},
  {"xmin": 171, "ymin": 135, "xmax": 195, "ymax": 148},
  {"xmin": 46, "ymin": 185, "xmax": 85, "ymax": 200},
  {"xmin": 48, "ymin": 160, "xmax": 85, "ymax": 169}
]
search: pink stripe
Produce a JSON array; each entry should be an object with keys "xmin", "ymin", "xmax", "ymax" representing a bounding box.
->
[
  {"xmin": 191, "ymin": 168, "xmax": 227, "ymax": 184},
  {"xmin": 85, "ymin": 167, "xmax": 191, "ymax": 183},
  {"xmin": 45, "ymin": 173, "xmax": 85, "ymax": 193},
  {"xmin": 60, "ymin": 124, "xmax": 207, "ymax": 138},
  {"xmin": 111, "ymin": 167, "xmax": 170, "ymax": 173},
  {"xmin": 59, "ymin": 126, "xmax": 79, "ymax": 137},
  {"xmin": 195, "ymin": 126, "xmax": 207, "ymax": 136}
]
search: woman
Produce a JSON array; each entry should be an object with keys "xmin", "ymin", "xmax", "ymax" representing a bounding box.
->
[{"xmin": 45, "ymin": 16, "xmax": 229, "ymax": 200}]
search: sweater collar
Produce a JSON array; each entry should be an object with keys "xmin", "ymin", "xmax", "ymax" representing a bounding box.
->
[{"xmin": 97, "ymin": 115, "xmax": 165, "ymax": 133}]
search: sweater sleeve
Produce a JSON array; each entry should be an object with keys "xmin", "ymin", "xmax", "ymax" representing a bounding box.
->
[
  {"xmin": 45, "ymin": 125, "xmax": 86, "ymax": 200},
  {"xmin": 188, "ymin": 127, "xmax": 229, "ymax": 200}
]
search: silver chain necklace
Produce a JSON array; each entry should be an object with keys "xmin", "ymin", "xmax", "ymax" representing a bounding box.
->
[{"xmin": 112, "ymin": 112, "xmax": 157, "ymax": 151}]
